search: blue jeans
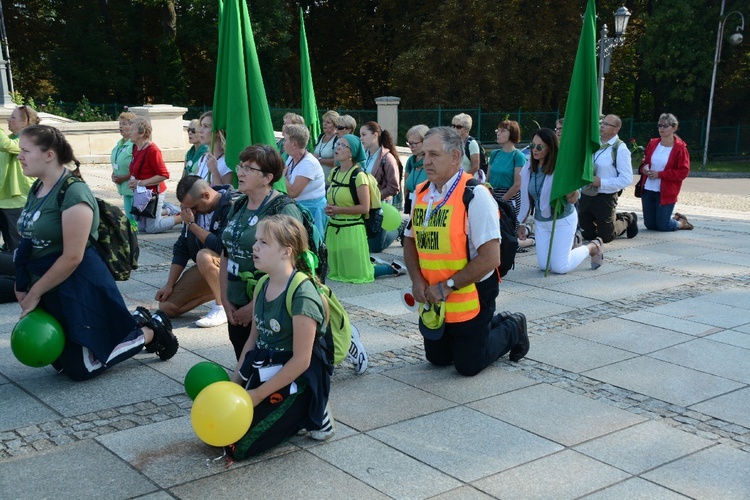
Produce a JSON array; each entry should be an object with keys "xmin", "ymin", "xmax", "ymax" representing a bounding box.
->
[{"xmin": 641, "ymin": 189, "xmax": 678, "ymax": 231}]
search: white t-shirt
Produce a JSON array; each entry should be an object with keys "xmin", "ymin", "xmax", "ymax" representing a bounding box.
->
[
  {"xmin": 286, "ymin": 153, "xmax": 326, "ymax": 201},
  {"xmin": 196, "ymin": 154, "xmax": 232, "ymax": 184},
  {"xmin": 644, "ymin": 144, "xmax": 672, "ymax": 192},
  {"xmin": 404, "ymin": 170, "xmax": 500, "ymax": 281}
]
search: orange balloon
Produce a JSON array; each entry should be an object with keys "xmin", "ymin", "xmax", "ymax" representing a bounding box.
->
[{"xmin": 190, "ymin": 381, "xmax": 254, "ymax": 447}]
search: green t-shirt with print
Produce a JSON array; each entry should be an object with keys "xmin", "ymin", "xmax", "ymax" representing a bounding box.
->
[
  {"xmin": 221, "ymin": 192, "xmax": 303, "ymax": 306},
  {"xmin": 111, "ymin": 138, "xmax": 134, "ymax": 196},
  {"xmin": 254, "ymin": 276, "xmax": 325, "ymax": 354},
  {"xmin": 18, "ymin": 175, "xmax": 99, "ymax": 260},
  {"xmin": 185, "ymin": 144, "xmax": 209, "ymax": 175}
]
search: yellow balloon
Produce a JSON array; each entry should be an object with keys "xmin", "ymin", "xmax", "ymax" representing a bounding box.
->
[
  {"xmin": 191, "ymin": 381, "xmax": 254, "ymax": 447},
  {"xmin": 381, "ymin": 202, "xmax": 402, "ymax": 231}
]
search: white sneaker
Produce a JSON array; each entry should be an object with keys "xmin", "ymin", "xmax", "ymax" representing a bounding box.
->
[
  {"xmin": 310, "ymin": 403, "xmax": 336, "ymax": 441},
  {"xmin": 195, "ymin": 303, "xmax": 228, "ymax": 328},
  {"xmin": 370, "ymin": 255, "xmax": 389, "ymax": 266},
  {"xmin": 390, "ymin": 260, "xmax": 407, "ymax": 276},
  {"xmin": 346, "ymin": 324, "xmax": 368, "ymax": 374}
]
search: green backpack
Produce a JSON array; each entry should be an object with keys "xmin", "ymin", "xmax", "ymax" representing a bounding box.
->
[
  {"xmin": 45, "ymin": 175, "xmax": 139, "ymax": 281},
  {"xmin": 254, "ymin": 272, "xmax": 351, "ymax": 365}
]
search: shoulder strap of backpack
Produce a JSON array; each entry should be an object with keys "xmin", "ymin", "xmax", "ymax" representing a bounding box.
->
[
  {"xmin": 465, "ymin": 137, "xmax": 473, "ymax": 158},
  {"xmin": 56, "ymin": 175, "xmax": 84, "ymax": 207},
  {"xmin": 348, "ymin": 166, "xmax": 362, "ymax": 206},
  {"xmin": 611, "ymin": 138, "xmax": 623, "ymax": 171},
  {"xmin": 252, "ymin": 274, "xmax": 270, "ymax": 305},
  {"xmin": 283, "ymin": 271, "xmax": 311, "ymax": 318}
]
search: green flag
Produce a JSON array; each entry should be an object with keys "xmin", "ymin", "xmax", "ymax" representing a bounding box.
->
[
  {"xmin": 213, "ymin": 0, "xmax": 276, "ymax": 174},
  {"xmin": 300, "ymin": 8, "xmax": 321, "ymax": 152},
  {"xmin": 550, "ymin": 0, "xmax": 599, "ymax": 203}
]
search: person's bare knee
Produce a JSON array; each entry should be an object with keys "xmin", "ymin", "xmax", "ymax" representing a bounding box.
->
[{"xmin": 196, "ymin": 249, "xmax": 220, "ymax": 275}]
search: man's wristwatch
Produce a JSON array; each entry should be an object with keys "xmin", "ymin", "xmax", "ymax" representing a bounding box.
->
[
  {"xmin": 446, "ymin": 278, "xmax": 459, "ymax": 291},
  {"xmin": 186, "ymin": 221, "xmax": 195, "ymax": 230}
]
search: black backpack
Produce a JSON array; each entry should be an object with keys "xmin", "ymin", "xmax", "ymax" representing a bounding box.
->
[
  {"xmin": 465, "ymin": 136, "xmax": 489, "ymax": 174},
  {"xmin": 463, "ymin": 179, "xmax": 517, "ymax": 277},
  {"xmin": 50, "ymin": 176, "xmax": 139, "ymax": 281}
]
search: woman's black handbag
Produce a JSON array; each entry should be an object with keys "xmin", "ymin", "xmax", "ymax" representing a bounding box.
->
[{"xmin": 131, "ymin": 190, "xmax": 158, "ymax": 218}]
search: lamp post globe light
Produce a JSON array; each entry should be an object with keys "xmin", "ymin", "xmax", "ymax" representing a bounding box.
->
[
  {"xmin": 597, "ymin": 5, "xmax": 632, "ymax": 113},
  {"xmin": 703, "ymin": 1, "xmax": 745, "ymax": 168}
]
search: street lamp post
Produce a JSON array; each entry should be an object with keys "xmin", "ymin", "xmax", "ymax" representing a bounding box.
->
[
  {"xmin": 702, "ymin": 0, "xmax": 745, "ymax": 168},
  {"xmin": 597, "ymin": 6, "xmax": 632, "ymax": 113}
]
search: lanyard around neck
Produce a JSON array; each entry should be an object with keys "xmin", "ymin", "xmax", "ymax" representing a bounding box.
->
[{"xmin": 423, "ymin": 169, "xmax": 463, "ymax": 228}]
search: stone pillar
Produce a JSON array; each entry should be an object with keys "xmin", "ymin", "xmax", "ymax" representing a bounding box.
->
[
  {"xmin": 129, "ymin": 104, "xmax": 188, "ymax": 150},
  {"xmin": 375, "ymin": 96, "xmax": 401, "ymax": 142},
  {"xmin": 0, "ymin": 58, "xmax": 14, "ymax": 108}
]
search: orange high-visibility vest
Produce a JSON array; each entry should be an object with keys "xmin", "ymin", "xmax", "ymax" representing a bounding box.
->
[{"xmin": 412, "ymin": 172, "xmax": 479, "ymax": 323}]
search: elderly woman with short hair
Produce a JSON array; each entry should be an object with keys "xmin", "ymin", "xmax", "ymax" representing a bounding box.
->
[
  {"xmin": 451, "ymin": 113, "xmax": 480, "ymax": 175},
  {"xmin": 283, "ymin": 123, "xmax": 327, "ymax": 237},
  {"xmin": 638, "ymin": 113, "xmax": 692, "ymax": 231},
  {"xmin": 128, "ymin": 117, "xmax": 182, "ymax": 233},
  {"xmin": 314, "ymin": 110, "xmax": 340, "ymax": 179},
  {"xmin": 111, "ymin": 111, "xmax": 137, "ymax": 227}
]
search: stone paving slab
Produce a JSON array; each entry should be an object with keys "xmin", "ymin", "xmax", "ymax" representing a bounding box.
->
[
  {"xmin": 689, "ymin": 387, "xmax": 750, "ymax": 429},
  {"xmin": 469, "ymin": 384, "xmax": 646, "ymax": 447},
  {"xmin": 527, "ymin": 332, "xmax": 637, "ymax": 373},
  {"xmin": 642, "ymin": 445, "xmax": 750, "ymax": 498},
  {"xmin": 562, "ymin": 317, "xmax": 694, "ymax": 354},
  {"xmin": 583, "ymin": 477, "xmax": 690, "ymax": 499},
  {"xmin": 650, "ymin": 337, "xmax": 750, "ymax": 384},
  {"xmin": 708, "ymin": 329, "xmax": 750, "ymax": 350},
  {"xmin": 584, "ymin": 356, "xmax": 744, "ymax": 407},
  {"xmin": 0, "ymin": 384, "xmax": 60, "ymax": 432},
  {"xmin": 573, "ymin": 420, "xmax": 713, "ymax": 474},
  {"xmin": 0, "ymin": 439, "xmax": 157, "ymax": 499},
  {"xmin": 472, "ymin": 449, "xmax": 630, "ymax": 499},
  {"xmin": 309, "ymin": 434, "xmax": 463, "ymax": 498},
  {"xmin": 369, "ymin": 406, "xmax": 563, "ymax": 483}
]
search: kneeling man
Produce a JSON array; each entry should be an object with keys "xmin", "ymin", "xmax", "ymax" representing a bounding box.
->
[
  {"xmin": 403, "ymin": 127, "xmax": 529, "ymax": 376},
  {"xmin": 156, "ymin": 176, "xmax": 241, "ymax": 327}
]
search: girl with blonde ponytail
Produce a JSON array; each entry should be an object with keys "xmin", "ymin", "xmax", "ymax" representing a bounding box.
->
[{"xmin": 228, "ymin": 214, "xmax": 334, "ymax": 459}]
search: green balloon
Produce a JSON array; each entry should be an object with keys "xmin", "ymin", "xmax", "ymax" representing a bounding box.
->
[
  {"xmin": 184, "ymin": 361, "xmax": 230, "ymax": 400},
  {"xmin": 11, "ymin": 309, "xmax": 66, "ymax": 368},
  {"xmin": 381, "ymin": 202, "xmax": 402, "ymax": 231}
]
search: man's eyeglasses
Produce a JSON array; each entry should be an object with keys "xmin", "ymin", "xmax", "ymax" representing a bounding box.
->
[
  {"xmin": 657, "ymin": 123, "xmax": 673, "ymax": 129},
  {"xmin": 528, "ymin": 144, "xmax": 546, "ymax": 151},
  {"xmin": 336, "ymin": 126, "xmax": 348, "ymax": 131},
  {"xmin": 451, "ymin": 124, "xmax": 464, "ymax": 130},
  {"xmin": 406, "ymin": 141, "xmax": 422, "ymax": 148},
  {"xmin": 187, "ymin": 128, "xmax": 196, "ymax": 133},
  {"xmin": 601, "ymin": 122, "xmax": 617, "ymax": 128}
]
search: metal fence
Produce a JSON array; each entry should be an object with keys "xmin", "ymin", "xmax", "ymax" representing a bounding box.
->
[{"xmin": 45, "ymin": 101, "xmax": 748, "ymax": 159}]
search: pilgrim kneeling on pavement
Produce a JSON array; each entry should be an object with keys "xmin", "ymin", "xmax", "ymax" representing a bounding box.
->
[{"xmin": 402, "ymin": 126, "xmax": 529, "ymax": 376}]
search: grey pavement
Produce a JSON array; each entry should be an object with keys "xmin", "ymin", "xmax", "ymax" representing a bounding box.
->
[{"xmin": 2, "ymin": 164, "xmax": 750, "ymax": 499}]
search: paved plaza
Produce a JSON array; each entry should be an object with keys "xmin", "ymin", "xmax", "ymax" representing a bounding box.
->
[{"xmin": 1, "ymin": 163, "xmax": 750, "ymax": 499}]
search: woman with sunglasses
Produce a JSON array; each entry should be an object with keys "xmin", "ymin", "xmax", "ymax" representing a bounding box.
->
[
  {"xmin": 182, "ymin": 118, "xmax": 208, "ymax": 177},
  {"xmin": 638, "ymin": 113, "xmax": 692, "ymax": 231},
  {"xmin": 403, "ymin": 124, "xmax": 429, "ymax": 215},
  {"xmin": 451, "ymin": 113, "xmax": 480, "ymax": 175},
  {"xmin": 334, "ymin": 115, "xmax": 356, "ymax": 139},
  {"xmin": 221, "ymin": 145, "xmax": 306, "ymax": 359},
  {"xmin": 517, "ymin": 128, "xmax": 604, "ymax": 274}
]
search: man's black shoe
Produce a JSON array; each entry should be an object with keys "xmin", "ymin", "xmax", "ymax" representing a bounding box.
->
[
  {"xmin": 147, "ymin": 310, "xmax": 179, "ymax": 361},
  {"xmin": 490, "ymin": 311, "xmax": 513, "ymax": 329},
  {"xmin": 626, "ymin": 213, "xmax": 639, "ymax": 239},
  {"xmin": 508, "ymin": 313, "xmax": 529, "ymax": 362}
]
